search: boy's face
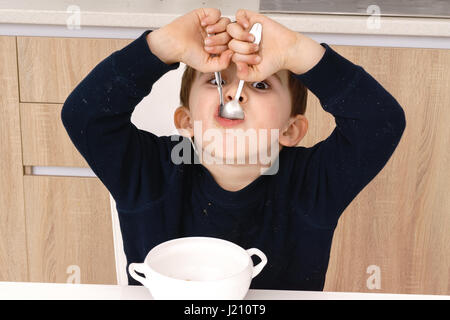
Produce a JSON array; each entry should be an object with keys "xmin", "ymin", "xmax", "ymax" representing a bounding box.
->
[{"xmin": 175, "ymin": 63, "xmax": 306, "ymax": 164}]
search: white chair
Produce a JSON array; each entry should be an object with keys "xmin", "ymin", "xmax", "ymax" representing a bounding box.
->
[{"xmin": 109, "ymin": 194, "xmax": 129, "ymax": 285}]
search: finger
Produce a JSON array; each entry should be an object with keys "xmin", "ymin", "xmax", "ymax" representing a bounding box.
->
[
  {"xmin": 204, "ymin": 31, "xmax": 231, "ymax": 47},
  {"xmin": 226, "ymin": 22, "xmax": 255, "ymax": 42},
  {"xmin": 228, "ymin": 39, "xmax": 259, "ymax": 55},
  {"xmin": 204, "ymin": 49, "xmax": 234, "ymax": 72},
  {"xmin": 218, "ymin": 49, "xmax": 234, "ymax": 69},
  {"xmin": 204, "ymin": 45, "xmax": 229, "ymax": 55},
  {"xmin": 236, "ymin": 9, "xmax": 255, "ymax": 29},
  {"xmin": 234, "ymin": 61, "xmax": 263, "ymax": 82},
  {"xmin": 205, "ymin": 17, "xmax": 231, "ymax": 33},
  {"xmin": 232, "ymin": 52, "xmax": 261, "ymax": 65},
  {"xmin": 199, "ymin": 8, "xmax": 221, "ymax": 26},
  {"xmin": 234, "ymin": 61, "xmax": 249, "ymax": 79}
]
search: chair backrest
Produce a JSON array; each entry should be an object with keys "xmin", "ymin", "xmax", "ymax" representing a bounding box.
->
[{"xmin": 109, "ymin": 194, "xmax": 128, "ymax": 285}]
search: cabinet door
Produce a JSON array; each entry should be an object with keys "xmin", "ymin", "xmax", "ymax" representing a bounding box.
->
[
  {"xmin": 17, "ymin": 36, "xmax": 131, "ymax": 103},
  {"xmin": 20, "ymin": 103, "xmax": 88, "ymax": 167},
  {"xmin": 16, "ymin": 36, "xmax": 133, "ymax": 284},
  {"xmin": 24, "ymin": 176, "xmax": 116, "ymax": 284},
  {"xmin": 303, "ymin": 45, "xmax": 450, "ymax": 295},
  {"xmin": 0, "ymin": 36, "xmax": 28, "ymax": 282}
]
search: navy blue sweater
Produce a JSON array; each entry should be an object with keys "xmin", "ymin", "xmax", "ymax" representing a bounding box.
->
[{"xmin": 61, "ymin": 30, "xmax": 406, "ymax": 290}]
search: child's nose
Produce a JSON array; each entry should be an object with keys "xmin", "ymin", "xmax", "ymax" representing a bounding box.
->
[
  {"xmin": 225, "ymin": 86, "xmax": 247, "ymax": 104},
  {"xmin": 225, "ymin": 94, "xmax": 244, "ymax": 103}
]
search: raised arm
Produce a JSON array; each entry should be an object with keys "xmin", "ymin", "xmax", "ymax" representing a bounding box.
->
[
  {"xmin": 61, "ymin": 30, "xmax": 180, "ymax": 210},
  {"xmin": 292, "ymin": 41, "xmax": 406, "ymax": 227}
]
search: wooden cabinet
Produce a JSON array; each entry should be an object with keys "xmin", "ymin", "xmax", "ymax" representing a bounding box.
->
[
  {"xmin": 17, "ymin": 36, "xmax": 131, "ymax": 104},
  {"xmin": 20, "ymin": 103, "xmax": 87, "ymax": 167},
  {"xmin": 1, "ymin": 34, "xmax": 449, "ymax": 294},
  {"xmin": 304, "ymin": 45, "xmax": 450, "ymax": 295},
  {"xmin": 0, "ymin": 36, "xmax": 28, "ymax": 282},
  {"xmin": 1, "ymin": 35, "xmax": 131, "ymax": 285},
  {"xmin": 24, "ymin": 176, "xmax": 115, "ymax": 283}
]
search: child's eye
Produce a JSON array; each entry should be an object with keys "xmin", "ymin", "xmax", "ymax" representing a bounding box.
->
[
  {"xmin": 208, "ymin": 78, "xmax": 226, "ymax": 86},
  {"xmin": 251, "ymin": 81, "xmax": 270, "ymax": 90}
]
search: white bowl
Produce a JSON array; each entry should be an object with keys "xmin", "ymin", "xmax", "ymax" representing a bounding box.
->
[{"xmin": 128, "ymin": 237, "xmax": 267, "ymax": 300}]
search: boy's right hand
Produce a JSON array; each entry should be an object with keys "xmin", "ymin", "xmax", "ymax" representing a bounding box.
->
[{"xmin": 147, "ymin": 8, "xmax": 234, "ymax": 72}]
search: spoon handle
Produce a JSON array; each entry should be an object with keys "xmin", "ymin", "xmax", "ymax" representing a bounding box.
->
[
  {"xmin": 234, "ymin": 80, "xmax": 244, "ymax": 101},
  {"xmin": 207, "ymin": 33, "xmax": 224, "ymax": 106},
  {"xmin": 233, "ymin": 23, "xmax": 262, "ymax": 101},
  {"xmin": 250, "ymin": 23, "xmax": 262, "ymax": 46},
  {"xmin": 214, "ymin": 72, "xmax": 224, "ymax": 106}
]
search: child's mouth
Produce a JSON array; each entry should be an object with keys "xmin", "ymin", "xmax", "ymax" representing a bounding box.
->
[{"xmin": 214, "ymin": 104, "xmax": 245, "ymax": 128}]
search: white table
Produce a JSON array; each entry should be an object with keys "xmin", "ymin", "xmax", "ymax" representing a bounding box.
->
[{"xmin": 0, "ymin": 281, "xmax": 448, "ymax": 300}]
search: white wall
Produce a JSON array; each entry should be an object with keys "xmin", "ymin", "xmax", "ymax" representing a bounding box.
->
[{"xmin": 131, "ymin": 62, "xmax": 186, "ymax": 137}]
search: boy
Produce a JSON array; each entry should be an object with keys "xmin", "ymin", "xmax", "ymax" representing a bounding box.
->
[{"xmin": 61, "ymin": 8, "xmax": 406, "ymax": 290}]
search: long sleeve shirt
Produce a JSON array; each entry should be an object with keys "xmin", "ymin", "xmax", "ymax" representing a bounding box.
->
[{"xmin": 61, "ymin": 30, "xmax": 406, "ymax": 290}]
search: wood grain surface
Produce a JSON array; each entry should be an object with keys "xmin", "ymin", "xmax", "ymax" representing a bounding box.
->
[
  {"xmin": 24, "ymin": 175, "xmax": 116, "ymax": 284},
  {"xmin": 20, "ymin": 103, "xmax": 89, "ymax": 167},
  {"xmin": 17, "ymin": 36, "xmax": 131, "ymax": 103},
  {"xmin": 0, "ymin": 36, "xmax": 28, "ymax": 282},
  {"xmin": 302, "ymin": 45, "xmax": 450, "ymax": 295}
]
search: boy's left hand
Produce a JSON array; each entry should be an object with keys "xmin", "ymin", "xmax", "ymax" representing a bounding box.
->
[{"xmin": 227, "ymin": 9, "xmax": 325, "ymax": 81}]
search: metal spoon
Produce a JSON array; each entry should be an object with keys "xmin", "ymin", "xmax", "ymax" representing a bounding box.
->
[
  {"xmin": 220, "ymin": 23, "xmax": 262, "ymax": 120},
  {"xmin": 206, "ymin": 33, "xmax": 225, "ymax": 115}
]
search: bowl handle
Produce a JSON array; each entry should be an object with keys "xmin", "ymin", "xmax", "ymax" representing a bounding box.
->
[
  {"xmin": 246, "ymin": 248, "xmax": 268, "ymax": 278},
  {"xmin": 128, "ymin": 262, "xmax": 150, "ymax": 285}
]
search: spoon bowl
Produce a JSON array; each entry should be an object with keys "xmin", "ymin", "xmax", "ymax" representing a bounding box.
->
[
  {"xmin": 219, "ymin": 99, "xmax": 244, "ymax": 119},
  {"xmin": 219, "ymin": 23, "xmax": 262, "ymax": 120}
]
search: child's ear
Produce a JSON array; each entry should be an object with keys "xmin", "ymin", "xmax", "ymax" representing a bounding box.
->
[
  {"xmin": 174, "ymin": 106, "xmax": 194, "ymax": 138},
  {"xmin": 279, "ymin": 114, "xmax": 308, "ymax": 147}
]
